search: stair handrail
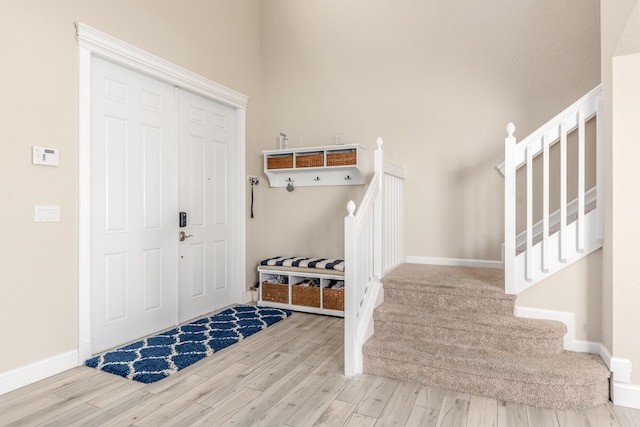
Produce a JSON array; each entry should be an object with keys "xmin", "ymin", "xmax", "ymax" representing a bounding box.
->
[
  {"xmin": 344, "ymin": 137, "xmax": 405, "ymax": 376},
  {"xmin": 502, "ymin": 85, "xmax": 603, "ymax": 294},
  {"xmin": 496, "ymin": 85, "xmax": 602, "ymax": 175}
]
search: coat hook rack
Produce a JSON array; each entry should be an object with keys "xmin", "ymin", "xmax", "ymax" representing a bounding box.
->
[{"xmin": 262, "ymin": 144, "xmax": 366, "ymax": 188}]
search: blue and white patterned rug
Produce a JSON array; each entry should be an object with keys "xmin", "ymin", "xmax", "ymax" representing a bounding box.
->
[{"xmin": 85, "ymin": 305, "xmax": 292, "ymax": 383}]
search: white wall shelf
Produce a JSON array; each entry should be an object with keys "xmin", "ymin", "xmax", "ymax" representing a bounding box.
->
[{"xmin": 263, "ymin": 144, "xmax": 367, "ymax": 187}]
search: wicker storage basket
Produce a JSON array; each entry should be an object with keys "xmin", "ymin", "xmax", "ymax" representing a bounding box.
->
[
  {"xmin": 291, "ymin": 284, "xmax": 321, "ymax": 308},
  {"xmin": 261, "ymin": 282, "xmax": 289, "ymax": 303},
  {"xmin": 295, "ymin": 153, "xmax": 324, "ymax": 168},
  {"xmin": 267, "ymin": 155, "xmax": 294, "ymax": 170},
  {"xmin": 323, "ymin": 287, "xmax": 344, "ymax": 311},
  {"xmin": 327, "ymin": 150, "xmax": 357, "ymax": 166}
]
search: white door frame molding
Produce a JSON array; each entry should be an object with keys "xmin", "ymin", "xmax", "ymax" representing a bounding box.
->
[{"xmin": 77, "ymin": 22, "xmax": 248, "ymax": 363}]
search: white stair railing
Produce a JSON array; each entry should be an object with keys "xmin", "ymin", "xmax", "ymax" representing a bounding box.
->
[
  {"xmin": 501, "ymin": 85, "xmax": 603, "ymax": 294},
  {"xmin": 382, "ymin": 159, "xmax": 405, "ymax": 273},
  {"xmin": 344, "ymin": 137, "xmax": 405, "ymax": 376}
]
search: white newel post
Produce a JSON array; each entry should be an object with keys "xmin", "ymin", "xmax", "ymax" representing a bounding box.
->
[
  {"xmin": 504, "ymin": 123, "xmax": 517, "ymax": 294},
  {"xmin": 344, "ymin": 200, "xmax": 357, "ymax": 376}
]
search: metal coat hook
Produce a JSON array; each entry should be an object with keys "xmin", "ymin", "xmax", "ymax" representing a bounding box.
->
[
  {"xmin": 286, "ymin": 178, "xmax": 295, "ymax": 192},
  {"xmin": 344, "ymin": 175, "xmax": 351, "ymax": 181},
  {"xmin": 248, "ymin": 176, "xmax": 259, "ymax": 218},
  {"xmin": 314, "ymin": 176, "xmax": 320, "ymax": 181}
]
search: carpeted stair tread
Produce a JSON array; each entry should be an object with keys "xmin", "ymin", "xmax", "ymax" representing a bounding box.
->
[
  {"xmin": 383, "ymin": 263, "xmax": 508, "ymax": 298},
  {"xmin": 363, "ymin": 334, "xmax": 609, "ymax": 386},
  {"xmin": 374, "ymin": 303, "xmax": 566, "ymax": 339},
  {"xmin": 382, "ymin": 264, "xmax": 515, "ymax": 314},
  {"xmin": 383, "ymin": 286, "xmax": 515, "ymax": 315},
  {"xmin": 372, "ymin": 303, "xmax": 565, "ymax": 356},
  {"xmin": 364, "ymin": 355, "xmax": 609, "ymax": 409}
]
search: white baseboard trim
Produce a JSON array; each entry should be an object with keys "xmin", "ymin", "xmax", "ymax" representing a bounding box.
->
[
  {"xmin": 0, "ymin": 350, "xmax": 79, "ymax": 396},
  {"xmin": 514, "ymin": 306, "xmax": 577, "ymax": 350},
  {"xmin": 515, "ymin": 307, "xmax": 633, "ymax": 382},
  {"xmin": 571, "ymin": 339, "xmax": 603, "ymax": 355},
  {"xmin": 598, "ymin": 344, "xmax": 634, "ymax": 385},
  {"xmin": 405, "ymin": 256, "xmax": 503, "ymax": 269},
  {"xmin": 612, "ymin": 358, "xmax": 633, "ymax": 385},
  {"xmin": 613, "ymin": 382, "xmax": 640, "ymax": 409}
]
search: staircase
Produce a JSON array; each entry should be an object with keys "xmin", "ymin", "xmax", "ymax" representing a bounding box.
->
[
  {"xmin": 362, "ymin": 263, "xmax": 611, "ymax": 409},
  {"xmin": 347, "ymin": 87, "xmax": 609, "ymax": 408}
]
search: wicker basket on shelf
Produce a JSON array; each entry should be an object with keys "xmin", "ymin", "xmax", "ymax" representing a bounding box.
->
[
  {"xmin": 291, "ymin": 283, "xmax": 321, "ymax": 308},
  {"xmin": 261, "ymin": 282, "xmax": 289, "ymax": 303},
  {"xmin": 295, "ymin": 153, "xmax": 324, "ymax": 168},
  {"xmin": 323, "ymin": 287, "xmax": 344, "ymax": 311},
  {"xmin": 327, "ymin": 150, "xmax": 357, "ymax": 166},
  {"xmin": 266, "ymin": 155, "xmax": 294, "ymax": 170}
]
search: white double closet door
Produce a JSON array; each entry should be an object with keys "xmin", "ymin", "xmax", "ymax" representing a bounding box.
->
[{"xmin": 90, "ymin": 57, "xmax": 236, "ymax": 353}]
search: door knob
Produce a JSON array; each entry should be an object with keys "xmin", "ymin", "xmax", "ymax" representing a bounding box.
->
[{"xmin": 179, "ymin": 231, "xmax": 194, "ymax": 241}]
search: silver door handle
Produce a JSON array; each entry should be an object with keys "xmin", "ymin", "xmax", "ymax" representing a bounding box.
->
[{"xmin": 179, "ymin": 231, "xmax": 194, "ymax": 241}]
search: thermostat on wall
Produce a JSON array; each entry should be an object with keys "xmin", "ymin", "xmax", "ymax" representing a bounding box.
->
[{"xmin": 32, "ymin": 146, "xmax": 59, "ymax": 166}]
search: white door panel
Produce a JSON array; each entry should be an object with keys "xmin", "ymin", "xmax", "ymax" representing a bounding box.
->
[
  {"xmin": 91, "ymin": 57, "xmax": 177, "ymax": 353},
  {"xmin": 91, "ymin": 57, "xmax": 238, "ymax": 352},
  {"xmin": 178, "ymin": 90, "xmax": 235, "ymax": 322}
]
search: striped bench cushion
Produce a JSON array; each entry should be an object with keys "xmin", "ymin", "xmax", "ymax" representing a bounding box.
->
[{"xmin": 259, "ymin": 256, "xmax": 345, "ymax": 272}]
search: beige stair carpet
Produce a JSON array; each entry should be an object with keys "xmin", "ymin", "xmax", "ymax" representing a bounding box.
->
[{"xmin": 363, "ymin": 263, "xmax": 610, "ymax": 409}]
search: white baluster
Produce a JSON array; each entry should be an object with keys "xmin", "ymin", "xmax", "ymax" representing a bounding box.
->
[
  {"xmin": 560, "ymin": 121, "xmax": 567, "ymax": 263},
  {"xmin": 577, "ymin": 110, "xmax": 585, "ymax": 253},
  {"xmin": 526, "ymin": 144, "xmax": 534, "ymax": 282},
  {"xmin": 542, "ymin": 134, "xmax": 549, "ymax": 273},
  {"xmin": 596, "ymin": 95, "xmax": 604, "ymax": 243}
]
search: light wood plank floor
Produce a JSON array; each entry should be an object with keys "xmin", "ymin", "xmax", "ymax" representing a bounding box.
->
[{"xmin": 2, "ymin": 312, "xmax": 640, "ymax": 426}]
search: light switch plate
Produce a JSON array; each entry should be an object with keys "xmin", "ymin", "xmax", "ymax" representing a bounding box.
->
[{"xmin": 34, "ymin": 205, "xmax": 60, "ymax": 222}]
